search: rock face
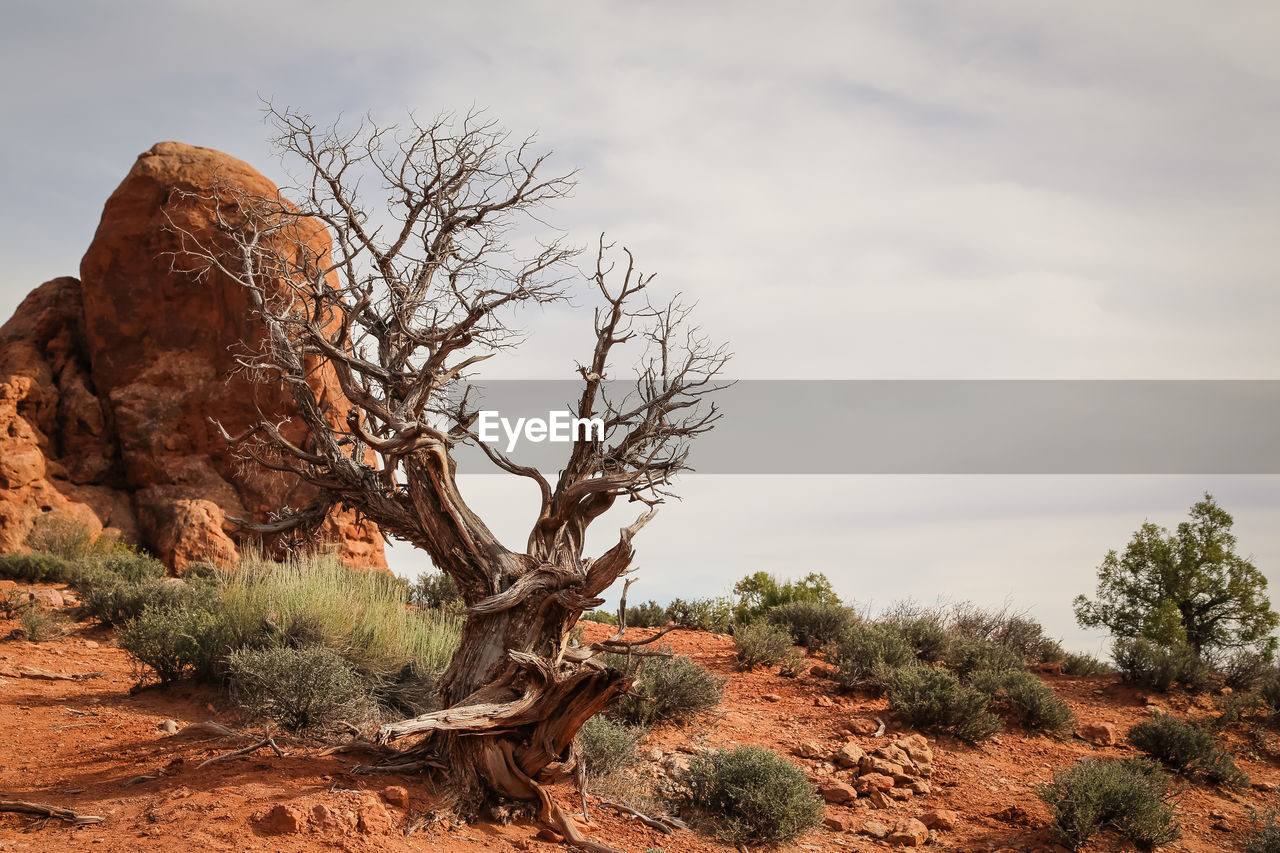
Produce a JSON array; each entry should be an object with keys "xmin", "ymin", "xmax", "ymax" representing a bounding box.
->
[{"xmin": 0, "ymin": 142, "xmax": 385, "ymax": 572}]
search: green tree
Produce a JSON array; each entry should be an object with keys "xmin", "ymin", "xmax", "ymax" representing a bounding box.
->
[
  {"xmin": 732, "ymin": 571, "xmax": 840, "ymax": 622},
  {"xmin": 1074, "ymin": 494, "xmax": 1278, "ymax": 659}
]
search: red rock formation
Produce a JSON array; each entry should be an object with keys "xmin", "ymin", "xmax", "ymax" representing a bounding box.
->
[{"xmin": 0, "ymin": 142, "xmax": 386, "ymax": 572}]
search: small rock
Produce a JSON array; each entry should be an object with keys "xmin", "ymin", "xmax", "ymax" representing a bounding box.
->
[
  {"xmin": 29, "ymin": 589, "xmax": 64, "ymax": 609},
  {"xmin": 0, "ymin": 580, "xmax": 16, "ymax": 592},
  {"xmin": 1077, "ymin": 722, "xmax": 1118, "ymax": 746},
  {"xmin": 866, "ymin": 788, "xmax": 891, "ymax": 809},
  {"xmin": 156, "ymin": 719, "xmax": 180, "ymax": 734},
  {"xmin": 260, "ymin": 804, "xmax": 304, "ymax": 835},
  {"xmin": 888, "ymin": 817, "xmax": 929, "ymax": 847},
  {"xmin": 535, "ymin": 828, "xmax": 564, "ymax": 842},
  {"xmin": 811, "ymin": 663, "xmax": 838, "ymax": 679},
  {"xmin": 860, "ymin": 819, "xmax": 889, "ymax": 838},
  {"xmin": 886, "ymin": 788, "xmax": 913, "ymax": 800},
  {"xmin": 909, "ymin": 780, "xmax": 931, "ymax": 795},
  {"xmin": 382, "ymin": 785, "xmax": 410, "ymax": 808},
  {"xmin": 834, "ymin": 742, "xmax": 865, "ymax": 768},
  {"xmin": 762, "ymin": 693, "xmax": 781, "ymax": 702},
  {"xmin": 644, "ymin": 747, "xmax": 664, "ymax": 762},
  {"xmin": 357, "ymin": 800, "xmax": 394, "ymax": 834},
  {"xmin": 824, "ymin": 812, "xmax": 855, "ymax": 832},
  {"xmin": 855, "ymin": 772, "xmax": 895, "ymax": 793},
  {"xmin": 1220, "ymin": 686, "xmax": 1234, "ymax": 696},
  {"xmin": 815, "ymin": 695, "xmax": 835, "ymax": 707},
  {"xmin": 847, "ymin": 717, "xmax": 880, "ymax": 736},
  {"xmin": 859, "ymin": 755, "xmax": 904, "ymax": 777},
  {"xmin": 921, "ymin": 809, "xmax": 958, "ymax": 830},
  {"xmin": 1253, "ymin": 781, "xmax": 1278, "ymax": 793},
  {"xmin": 819, "ymin": 780, "xmax": 858, "ymax": 804},
  {"xmin": 83, "ymin": 640, "xmax": 99, "ymax": 649},
  {"xmin": 793, "ymin": 741, "xmax": 825, "ymax": 760},
  {"xmin": 312, "ymin": 803, "xmax": 342, "ymax": 832}
]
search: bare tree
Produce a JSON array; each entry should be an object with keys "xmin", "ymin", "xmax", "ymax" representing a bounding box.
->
[{"xmin": 169, "ymin": 106, "xmax": 729, "ymax": 848}]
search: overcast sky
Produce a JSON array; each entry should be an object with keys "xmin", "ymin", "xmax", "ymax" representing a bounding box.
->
[{"xmin": 3, "ymin": 1, "xmax": 1278, "ymax": 652}]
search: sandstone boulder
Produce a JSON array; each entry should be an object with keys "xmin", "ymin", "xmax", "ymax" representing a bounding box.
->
[
  {"xmin": 1078, "ymin": 722, "xmax": 1118, "ymax": 746},
  {"xmin": 888, "ymin": 818, "xmax": 929, "ymax": 847}
]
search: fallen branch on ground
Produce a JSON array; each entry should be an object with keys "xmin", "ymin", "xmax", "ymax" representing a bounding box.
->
[
  {"xmin": 13, "ymin": 666, "xmax": 103, "ymax": 681},
  {"xmin": 196, "ymin": 734, "xmax": 288, "ymax": 769},
  {"xmin": 597, "ymin": 799, "xmax": 688, "ymax": 834},
  {"xmin": 0, "ymin": 800, "xmax": 105, "ymax": 825}
]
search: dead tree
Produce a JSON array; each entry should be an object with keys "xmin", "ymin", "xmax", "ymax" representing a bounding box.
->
[{"xmin": 170, "ymin": 106, "xmax": 729, "ymax": 846}]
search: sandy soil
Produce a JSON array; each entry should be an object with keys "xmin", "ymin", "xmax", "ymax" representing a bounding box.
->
[{"xmin": 1, "ymin": 582, "xmax": 1275, "ymax": 852}]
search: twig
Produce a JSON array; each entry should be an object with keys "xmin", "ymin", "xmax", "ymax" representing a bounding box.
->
[
  {"xmin": 0, "ymin": 800, "xmax": 105, "ymax": 825},
  {"xmin": 14, "ymin": 667, "xmax": 103, "ymax": 681},
  {"xmin": 349, "ymin": 759, "xmax": 443, "ymax": 775},
  {"xmin": 122, "ymin": 775, "xmax": 158, "ymax": 787},
  {"xmin": 63, "ymin": 707, "xmax": 99, "ymax": 717},
  {"xmin": 196, "ymin": 734, "xmax": 287, "ymax": 769},
  {"xmin": 597, "ymin": 799, "xmax": 688, "ymax": 834},
  {"xmin": 873, "ymin": 717, "xmax": 886, "ymax": 737}
]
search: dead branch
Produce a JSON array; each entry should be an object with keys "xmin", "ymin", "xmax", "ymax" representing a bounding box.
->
[
  {"xmin": 597, "ymin": 799, "xmax": 688, "ymax": 834},
  {"xmin": 196, "ymin": 734, "xmax": 288, "ymax": 769},
  {"xmin": 0, "ymin": 800, "xmax": 105, "ymax": 826},
  {"xmin": 13, "ymin": 666, "xmax": 103, "ymax": 681}
]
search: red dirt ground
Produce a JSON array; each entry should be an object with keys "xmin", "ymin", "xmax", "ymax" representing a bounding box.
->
[{"xmin": 2, "ymin": 582, "xmax": 1276, "ymax": 852}]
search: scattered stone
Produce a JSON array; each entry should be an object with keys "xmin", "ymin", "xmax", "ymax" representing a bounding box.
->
[
  {"xmin": 866, "ymin": 788, "xmax": 891, "ymax": 809},
  {"xmin": 811, "ymin": 663, "xmax": 838, "ymax": 679},
  {"xmin": 860, "ymin": 819, "xmax": 889, "ymax": 838},
  {"xmin": 909, "ymin": 780, "xmax": 931, "ymax": 795},
  {"xmin": 156, "ymin": 719, "xmax": 179, "ymax": 734},
  {"xmin": 1253, "ymin": 781, "xmax": 1278, "ymax": 793},
  {"xmin": 0, "ymin": 580, "xmax": 16, "ymax": 591},
  {"xmin": 886, "ymin": 788, "xmax": 913, "ymax": 801},
  {"xmin": 260, "ymin": 804, "xmax": 304, "ymax": 835},
  {"xmin": 535, "ymin": 828, "xmax": 564, "ymax": 843},
  {"xmin": 382, "ymin": 785, "xmax": 409, "ymax": 808},
  {"xmin": 896, "ymin": 734, "xmax": 934, "ymax": 777},
  {"xmin": 921, "ymin": 809, "xmax": 958, "ymax": 830},
  {"xmin": 815, "ymin": 695, "xmax": 836, "ymax": 707},
  {"xmin": 824, "ymin": 812, "xmax": 855, "ymax": 832},
  {"xmin": 835, "ymin": 742, "xmax": 865, "ymax": 768},
  {"xmin": 859, "ymin": 755, "xmax": 904, "ymax": 777},
  {"xmin": 356, "ymin": 800, "xmax": 394, "ymax": 834},
  {"xmin": 644, "ymin": 747, "xmax": 664, "ymax": 762},
  {"xmin": 847, "ymin": 717, "xmax": 880, "ymax": 736},
  {"xmin": 29, "ymin": 589, "xmax": 64, "ymax": 609},
  {"xmin": 888, "ymin": 817, "xmax": 929, "ymax": 847},
  {"xmin": 819, "ymin": 780, "xmax": 858, "ymax": 804},
  {"xmin": 83, "ymin": 640, "xmax": 99, "ymax": 649},
  {"xmin": 794, "ymin": 741, "xmax": 825, "ymax": 760},
  {"xmin": 312, "ymin": 804, "xmax": 342, "ymax": 832},
  {"xmin": 1077, "ymin": 723, "xmax": 1118, "ymax": 746},
  {"xmin": 855, "ymin": 772, "xmax": 895, "ymax": 793},
  {"xmin": 762, "ymin": 692, "xmax": 781, "ymax": 702}
]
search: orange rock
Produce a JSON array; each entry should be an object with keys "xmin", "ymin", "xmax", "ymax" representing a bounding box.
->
[
  {"xmin": 855, "ymin": 772, "xmax": 895, "ymax": 793},
  {"xmin": 888, "ymin": 817, "xmax": 929, "ymax": 847},
  {"xmin": 260, "ymin": 803, "xmax": 304, "ymax": 834},
  {"xmin": 382, "ymin": 785, "xmax": 410, "ymax": 808},
  {"xmin": 356, "ymin": 800, "xmax": 394, "ymax": 834},
  {"xmin": 819, "ymin": 780, "xmax": 858, "ymax": 804},
  {"xmin": 921, "ymin": 809, "xmax": 958, "ymax": 830},
  {"xmin": 1077, "ymin": 722, "xmax": 1118, "ymax": 746}
]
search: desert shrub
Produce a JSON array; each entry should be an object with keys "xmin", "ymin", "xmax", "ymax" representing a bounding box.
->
[
  {"xmin": 829, "ymin": 622, "xmax": 915, "ymax": 694},
  {"xmin": 1062, "ymin": 652, "xmax": 1114, "ymax": 677},
  {"xmin": 972, "ymin": 669, "xmax": 1074, "ymax": 734},
  {"xmin": 1128, "ymin": 712, "xmax": 1248, "ymax": 788},
  {"xmin": 888, "ymin": 665, "xmax": 1001, "ymax": 742},
  {"xmin": 1222, "ymin": 650, "xmax": 1272, "ymax": 691},
  {"xmin": 1038, "ymin": 758, "xmax": 1180, "ymax": 850},
  {"xmin": 945, "ymin": 634, "xmax": 1025, "ymax": 678},
  {"xmin": 733, "ymin": 620, "xmax": 803, "ymax": 671},
  {"xmin": 98, "ymin": 549, "xmax": 166, "ymax": 583},
  {"xmin": 20, "ymin": 607, "xmax": 68, "ymax": 642},
  {"xmin": 0, "ymin": 552, "xmax": 76, "ymax": 584},
  {"xmin": 1246, "ymin": 808, "xmax": 1280, "ymax": 853},
  {"xmin": 676, "ymin": 745, "xmax": 823, "ymax": 845},
  {"xmin": 0, "ymin": 588, "xmax": 26, "ymax": 619},
  {"xmin": 219, "ymin": 551, "xmax": 461, "ymax": 682},
  {"xmin": 767, "ymin": 600, "xmax": 857, "ymax": 650},
  {"xmin": 949, "ymin": 601, "xmax": 1056, "ymax": 661},
  {"xmin": 626, "ymin": 600, "xmax": 669, "ymax": 629},
  {"xmin": 607, "ymin": 652, "xmax": 725, "ymax": 727},
  {"xmin": 408, "ymin": 570, "xmax": 462, "ymax": 610},
  {"xmin": 577, "ymin": 715, "xmax": 641, "ymax": 778},
  {"xmin": 80, "ymin": 576, "xmax": 201, "ymax": 626},
  {"xmin": 666, "ymin": 597, "xmax": 733, "ymax": 634},
  {"xmin": 1216, "ymin": 690, "xmax": 1266, "ymax": 725},
  {"xmin": 584, "ymin": 609, "xmax": 618, "ymax": 625},
  {"xmin": 118, "ymin": 601, "xmax": 226, "ymax": 683},
  {"xmin": 23, "ymin": 513, "xmax": 113, "ymax": 563},
  {"xmin": 1113, "ymin": 638, "xmax": 1209, "ymax": 693},
  {"xmin": 227, "ymin": 644, "xmax": 376, "ymax": 733}
]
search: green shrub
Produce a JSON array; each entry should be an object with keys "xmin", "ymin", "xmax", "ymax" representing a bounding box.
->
[
  {"xmin": 666, "ymin": 597, "xmax": 733, "ymax": 634},
  {"xmin": 607, "ymin": 652, "xmax": 725, "ymax": 727},
  {"xmin": 577, "ymin": 715, "xmax": 641, "ymax": 778},
  {"xmin": 626, "ymin": 600, "xmax": 669, "ymax": 629},
  {"xmin": 408, "ymin": 570, "xmax": 462, "ymax": 610},
  {"xmin": 949, "ymin": 601, "xmax": 1056, "ymax": 662},
  {"xmin": 1222, "ymin": 650, "xmax": 1271, "ymax": 691},
  {"xmin": 20, "ymin": 607, "xmax": 68, "ymax": 642},
  {"xmin": 226, "ymin": 644, "xmax": 376, "ymax": 733},
  {"xmin": 1260, "ymin": 673, "xmax": 1280, "ymax": 719},
  {"xmin": 1062, "ymin": 652, "xmax": 1114, "ymax": 676},
  {"xmin": 733, "ymin": 620, "xmax": 803, "ymax": 671},
  {"xmin": 731, "ymin": 571, "xmax": 840, "ymax": 623},
  {"xmin": 1038, "ymin": 758, "xmax": 1180, "ymax": 850},
  {"xmin": 80, "ymin": 576, "xmax": 201, "ymax": 626},
  {"xmin": 1113, "ymin": 638, "xmax": 1209, "ymax": 692},
  {"xmin": 1246, "ymin": 808, "xmax": 1280, "ymax": 853},
  {"xmin": 897, "ymin": 616, "xmax": 952, "ymax": 662},
  {"xmin": 0, "ymin": 552, "xmax": 75, "ymax": 584},
  {"xmin": 888, "ymin": 665, "xmax": 1002, "ymax": 742},
  {"xmin": 1128, "ymin": 712, "xmax": 1248, "ymax": 788},
  {"xmin": 972, "ymin": 669, "xmax": 1074, "ymax": 734},
  {"xmin": 584, "ymin": 609, "xmax": 618, "ymax": 625},
  {"xmin": 829, "ymin": 623, "xmax": 915, "ymax": 694},
  {"xmin": 118, "ymin": 601, "xmax": 225, "ymax": 683},
  {"xmin": 944, "ymin": 634, "xmax": 1025, "ymax": 678},
  {"xmin": 24, "ymin": 513, "xmax": 113, "ymax": 563},
  {"xmin": 767, "ymin": 601, "xmax": 857, "ymax": 650},
  {"xmin": 676, "ymin": 745, "xmax": 823, "ymax": 845}
]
